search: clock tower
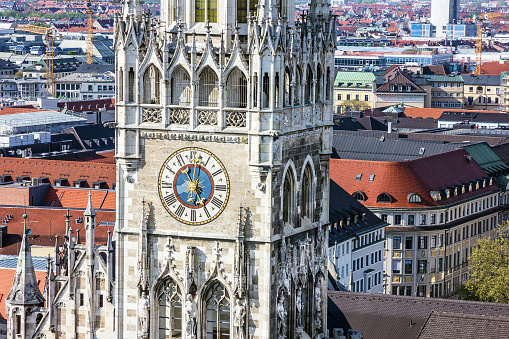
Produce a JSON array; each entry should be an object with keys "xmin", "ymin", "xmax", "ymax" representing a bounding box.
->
[{"xmin": 114, "ymin": 0, "xmax": 335, "ymax": 337}]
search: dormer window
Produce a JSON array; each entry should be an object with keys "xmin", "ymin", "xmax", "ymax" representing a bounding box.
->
[
  {"xmin": 476, "ymin": 181, "xmax": 480, "ymax": 190},
  {"xmin": 369, "ymin": 174, "xmax": 375, "ymax": 182},
  {"xmin": 408, "ymin": 193, "xmax": 422, "ymax": 203},
  {"xmin": 446, "ymin": 189, "xmax": 451, "ymax": 199},
  {"xmin": 352, "ymin": 191, "xmax": 367, "ymax": 202},
  {"xmin": 490, "ymin": 177, "xmax": 494, "ymax": 185},
  {"xmin": 377, "ymin": 192, "xmax": 392, "ymax": 203},
  {"xmin": 406, "ymin": 85, "xmax": 411, "ymax": 92},
  {"xmin": 356, "ymin": 173, "xmax": 362, "ymax": 181},
  {"xmin": 462, "ymin": 185, "xmax": 466, "ymax": 194},
  {"xmin": 390, "ymin": 84, "xmax": 395, "ymax": 91},
  {"xmin": 398, "ymin": 84, "xmax": 403, "ymax": 91},
  {"xmin": 454, "ymin": 188, "xmax": 458, "ymax": 197},
  {"xmin": 469, "ymin": 183, "xmax": 473, "ymax": 192}
]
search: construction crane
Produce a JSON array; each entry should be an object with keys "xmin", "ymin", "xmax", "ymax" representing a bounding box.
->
[
  {"xmin": 475, "ymin": 12, "xmax": 500, "ymax": 75},
  {"xmin": 16, "ymin": 24, "xmax": 54, "ymax": 97},
  {"xmin": 86, "ymin": 1, "xmax": 93, "ymax": 64}
]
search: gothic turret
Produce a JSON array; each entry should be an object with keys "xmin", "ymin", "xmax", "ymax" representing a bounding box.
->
[{"xmin": 5, "ymin": 214, "xmax": 45, "ymax": 339}]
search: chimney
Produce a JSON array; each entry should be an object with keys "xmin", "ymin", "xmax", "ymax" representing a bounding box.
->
[{"xmin": 388, "ymin": 121, "xmax": 393, "ymax": 133}]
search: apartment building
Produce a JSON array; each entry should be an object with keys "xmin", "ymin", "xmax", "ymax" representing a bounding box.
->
[
  {"xmin": 331, "ymin": 148, "xmax": 506, "ymax": 298},
  {"xmin": 333, "ymin": 71, "xmax": 375, "ymax": 114},
  {"xmin": 462, "ymin": 74, "xmax": 502, "ymax": 110},
  {"xmin": 422, "ymin": 74, "xmax": 464, "ymax": 109}
]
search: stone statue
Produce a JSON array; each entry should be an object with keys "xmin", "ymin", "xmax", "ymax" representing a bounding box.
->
[
  {"xmin": 185, "ymin": 294, "xmax": 197, "ymax": 339},
  {"xmin": 234, "ymin": 298, "xmax": 246, "ymax": 339},
  {"xmin": 295, "ymin": 287, "xmax": 303, "ymax": 328},
  {"xmin": 139, "ymin": 291, "xmax": 150, "ymax": 338},
  {"xmin": 314, "ymin": 280, "xmax": 322, "ymax": 329},
  {"xmin": 277, "ymin": 292, "xmax": 287, "ymax": 338}
]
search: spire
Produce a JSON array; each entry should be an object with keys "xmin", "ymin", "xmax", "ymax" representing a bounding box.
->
[
  {"xmin": 5, "ymin": 214, "xmax": 45, "ymax": 306},
  {"xmin": 54, "ymin": 235, "xmax": 60, "ymax": 276},
  {"xmin": 76, "ymin": 228, "xmax": 81, "ymax": 244},
  {"xmin": 84, "ymin": 191, "xmax": 96, "ymax": 217}
]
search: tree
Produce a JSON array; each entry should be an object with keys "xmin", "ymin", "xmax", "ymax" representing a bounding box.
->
[
  {"xmin": 464, "ymin": 222, "xmax": 509, "ymax": 303},
  {"xmin": 340, "ymin": 99, "xmax": 370, "ymax": 112}
]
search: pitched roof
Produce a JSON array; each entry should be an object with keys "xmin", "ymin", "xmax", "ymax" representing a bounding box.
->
[
  {"xmin": 328, "ymin": 291, "xmax": 509, "ymax": 339},
  {"xmin": 478, "ymin": 61, "xmax": 509, "ymax": 75},
  {"xmin": 438, "ymin": 111, "xmax": 509, "ymax": 124},
  {"xmin": 403, "ymin": 108, "xmax": 501, "ymax": 120},
  {"xmin": 0, "ymin": 206, "xmax": 115, "ymax": 255},
  {"xmin": 332, "ymin": 130, "xmax": 460, "ymax": 161},
  {"xmin": 42, "ymin": 187, "xmax": 115, "ymax": 210},
  {"xmin": 376, "ymin": 72, "xmax": 425, "ymax": 93},
  {"xmin": 334, "ymin": 71, "xmax": 376, "ymax": 87},
  {"xmin": 462, "ymin": 74, "xmax": 501, "ymax": 86},
  {"xmin": 0, "ymin": 157, "xmax": 115, "ymax": 189},
  {"xmin": 330, "ymin": 148, "xmax": 498, "ymax": 209}
]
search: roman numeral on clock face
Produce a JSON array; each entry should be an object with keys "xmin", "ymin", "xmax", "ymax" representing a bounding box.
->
[
  {"xmin": 161, "ymin": 181, "xmax": 172, "ymax": 189},
  {"xmin": 164, "ymin": 194, "xmax": 177, "ymax": 206},
  {"xmin": 203, "ymin": 206, "xmax": 211, "ymax": 219},
  {"xmin": 191, "ymin": 209, "xmax": 196, "ymax": 222},
  {"xmin": 215, "ymin": 185, "xmax": 226, "ymax": 191},
  {"xmin": 212, "ymin": 169, "xmax": 223, "ymax": 177},
  {"xmin": 175, "ymin": 205, "xmax": 185, "ymax": 218},
  {"xmin": 211, "ymin": 197, "xmax": 223, "ymax": 208}
]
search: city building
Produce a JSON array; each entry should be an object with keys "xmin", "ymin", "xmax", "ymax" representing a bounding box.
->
[
  {"xmin": 422, "ymin": 74, "xmax": 464, "ymax": 109},
  {"xmin": 333, "ymin": 71, "xmax": 375, "ymax": 114},
  {"xmin": 330, "ymin": 147, "xmax": 503, "ymax": 298},
  {"xmin": 329, "ymin": 181, "xmax": 387, "ymax": 293},
  {"xmin": 462, "ymin": 74, "xmax": 502, "ymax": 110},
  {"xmin": 374, "ymin": 72, "xmax": 427, "ymax": 108}
]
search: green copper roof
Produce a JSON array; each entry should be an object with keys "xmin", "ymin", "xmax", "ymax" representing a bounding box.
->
[
  {"xmin": 463, "ymin": 142, "xmax": 509, "ymax": 177},
  {"xmin": 334, "ymin": 71, "xmax": 376, "ymax": 88},
  {"xmin": 421, "ymin": 75, "xmax": 464, "ymax": 83}
]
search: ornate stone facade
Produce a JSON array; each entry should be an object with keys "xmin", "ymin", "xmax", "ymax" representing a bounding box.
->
[{"xmin": 114, "ymin": 0, "xmax": 334, "ymax": 336}]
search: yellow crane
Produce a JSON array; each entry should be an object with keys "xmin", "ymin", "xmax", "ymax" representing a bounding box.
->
[
  {"xmin": 475, "ymin": 12, "xmax": 500, "ymax": 75},
  {"xmin": 16, "ymin": 24, "xmax": 54, "ymax": 97},
  {"xmin": 86, "ymin": 1, "xmax": 93, "ymax": 64}
]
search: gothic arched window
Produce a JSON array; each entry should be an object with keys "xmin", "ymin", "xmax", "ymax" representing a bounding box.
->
[
  {"xmin": 204, "ymin": 281, "xmax": 230, "ymax": 339},
  {"xmin": 295, "ymin": 67, "xmax": 302, "ymax": 106},
  {"xmin": 326, "ymin": 67, "xmax": 331, "ymax": 101},
  {"xmin": 158, "ymin": 279, "xmax": 183, "ymax": 339},
  {"xmin": 142, "ymin": 65, "xmax": 161, "ymax": 104},
  {"xmin": 226, "ymin": 68, "xmax": 247, "ymax": 108},
  {"xmin": 199, "ymin": 67, "xmax": 219, "ymax": 107},
  {"xmin": 301, "ymin": 165, "xmax": 313, "ymax": 220},
  {"xmin": 118, "ymin": 67, "xmax": 123, "ymax": 102},
  {"xmin": 315, "ymin": 64, "xmax": 322, "ymax": 103},
  {"xmin": 171, "ymin": 66, "xmax": 191, "ymax": 105},
  {"xmin": 305, "ymin": 64, "xmax": 313, "ymax": 105},
  {"xmin": 283, "ymin": 168, "xmax": 295, "ymax": 224}
]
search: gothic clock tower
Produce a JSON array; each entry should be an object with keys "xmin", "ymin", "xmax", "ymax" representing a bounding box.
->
[{"xmin": 114, "ymin": 0, "xmax": 335, "ymax": 337}]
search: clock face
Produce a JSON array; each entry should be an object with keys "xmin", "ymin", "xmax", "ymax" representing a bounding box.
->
[{"xmin": 158, "ymin": 147, "xmax": 230, "ymax": 225}]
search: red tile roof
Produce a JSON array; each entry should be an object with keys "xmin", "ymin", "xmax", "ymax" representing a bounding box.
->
[
  {"xmin": 0, "ymin": 107, "xmax": 53, "ymax": 116},
  {"xmin": 0, "ymin": 268, "xmax": 46, "ymax": 319},
  {"xmin": 0, "ymin": 206, "xmax": 115, "ymax": 256},
  {"xmin": 60, "ymin": 151, "xmax": 116, "ymax": 164},
  {"xmin": 478, "ymin": 61, "xmax": 509, "ymax": 75},
  {"xmin": 0, "ymin": 158, "xmax": 115, "ymax": 189},
  {"xmin": 43, "ymin": 187, "xmax": 115, "ymax": 210},
  {"xmin": 330, "ymin": 148, "xmax": 498, "ymax": 209},
  {"xmin": 403, "ymin": 108, "xmax": 501, "ymax": 120}
]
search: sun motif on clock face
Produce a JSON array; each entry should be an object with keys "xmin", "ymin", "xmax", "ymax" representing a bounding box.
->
[{"xmin": 158, "ymin": 147, "xmax": 230, "ymax": 225}]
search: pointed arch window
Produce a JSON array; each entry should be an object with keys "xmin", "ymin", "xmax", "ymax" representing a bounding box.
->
[
  {"xmin": 326, "ymin": 67, "xmax": 331, "ymax": 101},
  {"xmin": 158, "ymin": 279, "xmax": 183, "ymax": 339},
  {"xmin": 142, "ymin": 65, "xmax": 161, "ymax": 104},
  {"xmin": 118, "ymin": 67, "xmax": 123, "ymax": 102},
  {"xmin": 295, "ymin": 67, "xmax": 302, "ymax": 106},
  {"xmin": 301, "ymin": 165, "xmax": 313, "ymax": 220},
  {"xmin": 226, "ymin": 68, "xmax": 247, "ymax": 108},
  {"xmin": 171, "ymin": 66, "xmax": 191, "ymax": 105},
  {"xmin": 315, "ymin": 64, "xmax": 322, "ymax": 103},
  {"xmin": 305, "ymin": 65, "xmax": 312, "ymax": 105},
  {"xmin": 204, "ymin": 281, "xmax": 230, "ymax": 339},
  {"xmin": 199, "ymin": 67, "xmax": 219, "ymax": 107},
  {"xmin": 283, "ymin": 168, "xmax": 295, "ymax": 224}
]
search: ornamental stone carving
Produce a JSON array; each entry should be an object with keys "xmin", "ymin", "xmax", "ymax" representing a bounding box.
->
[
  {"xmin": 142, "ymin": 108, "xmax": 162, "ymax": 123},
  {"xmin": 197, "ymin": 110, "xmax": 218, "ymax": 126},
  {"xmin": 225, "ymin": 111, "xmax": 247, "ymax": 127},
  {"xmin": 168, "ymin": 108, "xmax": 190, "ymax": 125}
]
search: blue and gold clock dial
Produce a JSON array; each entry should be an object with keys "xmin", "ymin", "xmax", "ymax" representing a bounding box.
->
[{"xmin": 158, "ymin": 147, "xmax": 230, "ymax": 225}]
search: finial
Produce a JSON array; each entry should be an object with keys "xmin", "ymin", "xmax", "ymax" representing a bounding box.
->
[
  {"xmin": 23, "ymin": 213, "xmax": 27, "ymax": 235},
  {"xmin": 205, "ymin": 20, "xmax": 211, "ymax": 34}
]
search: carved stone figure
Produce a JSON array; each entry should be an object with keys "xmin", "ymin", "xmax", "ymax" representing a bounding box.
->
[
  {"xmin": 234, "ymin": 298, "xmax": 246, "ymax": 339},
  {"xmin": 185, "ymin": 294, "xmax": 197, "ymax": 339},
  {"xmin": 314, "ymin": 279, "xmax": 322, "ymax": 329},
  {"xmin": 277, "ymin": 292, "xmax": 287, "ymax": 339},
  {"xmin": 296, "ymin": 287, "xmax": 303, "ymax": 328},
  {"xmin": 139, "ymin": 291, "xmax": 150, "ymax": 338}
]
